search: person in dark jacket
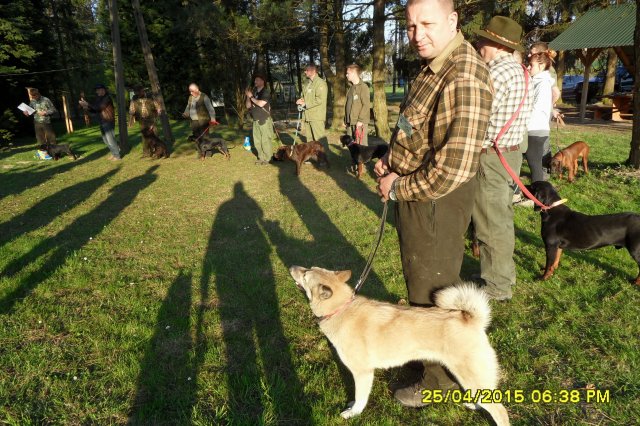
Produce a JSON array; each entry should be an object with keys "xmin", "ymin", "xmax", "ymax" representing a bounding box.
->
[{"xmin": 79, "ymin": 83, "xmax": 121, "ymax": 160}]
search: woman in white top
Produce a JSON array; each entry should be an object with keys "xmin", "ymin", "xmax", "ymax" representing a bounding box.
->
[{"xmin": 524, "ymin": 50, "xmax": 556, "ymax": 182}]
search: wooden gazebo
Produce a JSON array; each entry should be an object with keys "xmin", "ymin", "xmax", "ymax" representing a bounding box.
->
[{"xmin": 549, "ymin": 3, "xmax": 635, "ymax": 121}]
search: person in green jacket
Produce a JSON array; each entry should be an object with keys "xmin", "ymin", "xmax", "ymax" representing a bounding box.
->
[
  {"xmin": 25, "ymin": 87, "xmax": 57, "ymax": 145},
  {"xmin": 296, "ymin": 63, "xmax": 328, "ymax": 150},
  {"xmin": 345, "ymin": 64, "xmax": 371, "ymax": 146}
]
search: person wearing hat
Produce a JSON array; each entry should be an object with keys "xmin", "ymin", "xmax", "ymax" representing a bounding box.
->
[
  {"xmin": 374, "ymin": 0, "xmax": 493, "ymax": 408},
  {"xmin": 245, "ymin": 73, "xmax": 274, "ymax": 165},
  {"xmin": 128, "ymin": 85, "xmax": 159, "ymax": 157},
  {"xmin": 79, "ymin": 84, "xmax": 121, "ymax": 160},
  {"xmin": 295, "ymin": 63, "xmax": 328, "ymax": 150},
  {"xmin": 25, "ymin": 87, "xmax": 58, "ymax": 145},
  {"xmin": 470, "ymin": 16, "xmax": 533, "ymax": 300}
]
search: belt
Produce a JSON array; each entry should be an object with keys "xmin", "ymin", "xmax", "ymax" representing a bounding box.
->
[{"xmin": 480, "ymin": 144, "xmax": 520, "ymax": 154}]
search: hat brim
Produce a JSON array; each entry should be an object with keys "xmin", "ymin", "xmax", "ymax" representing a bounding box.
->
[{"xmin": 474, "ymin": 29, "xmax": 524, "ymax": 52}]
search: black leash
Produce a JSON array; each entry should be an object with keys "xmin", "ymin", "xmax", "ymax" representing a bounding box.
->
[{"xmin": 354, "ymin": 200, "xmax": 388, "ymax": 294}]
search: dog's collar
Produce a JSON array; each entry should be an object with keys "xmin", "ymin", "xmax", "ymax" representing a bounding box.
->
[
  {"xmin": 318, "ymin": 294, "xmax": 355, "ymax": 323},
  {"xmin": 542, "ymin": 198, "xmax": 568, "ymax": 211}
]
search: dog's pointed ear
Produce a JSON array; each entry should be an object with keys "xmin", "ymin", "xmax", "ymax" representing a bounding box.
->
[
  {"xmin": 319, "ymin": 284, "xmax": 333, "ymax": 300},
  {"xmin": 334, "ymin": 270, "xmax": 352, "ymax": 282},
  {"xmin": 289, "ymin": 265, "xmax": 308, "ymax": 282}
]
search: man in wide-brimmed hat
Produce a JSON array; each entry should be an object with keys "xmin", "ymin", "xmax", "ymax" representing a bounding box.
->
[{"xmin": 471, "ymin": 16, "xmax": 533, "ymax": 301}]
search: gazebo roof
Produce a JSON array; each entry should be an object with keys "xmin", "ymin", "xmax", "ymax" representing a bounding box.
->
[{"xmin": 549, "ymin": 3, "xmax": 635, "ymax": 51}]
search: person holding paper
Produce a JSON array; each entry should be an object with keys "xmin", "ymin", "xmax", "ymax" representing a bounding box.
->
[{"xmin": 25, "ymin": 87, "xmax": 57, "ymax": 145}]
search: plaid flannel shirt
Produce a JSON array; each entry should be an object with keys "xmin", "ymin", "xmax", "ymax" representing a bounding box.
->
[
  {"xmin": 483, "ymin": 52, "xmax": 532, "ymax": 149},
  {"xmin": 389, "ymin": 32, "xmax": 493, "ymax": 201}
]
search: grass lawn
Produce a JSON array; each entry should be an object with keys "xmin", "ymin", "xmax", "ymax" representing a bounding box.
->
[{"xmin": 1, "ymin": 116, "xmax": 639, "ymax": 425}]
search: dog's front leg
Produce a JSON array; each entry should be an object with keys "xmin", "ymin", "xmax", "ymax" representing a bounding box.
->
[
  {"xmin": 542, "ymin": 244, "xmax": 560, "ymax": 279},
  {"xmin": 340, "ymin": 369, "xmax": 374, "ymax": 419}
]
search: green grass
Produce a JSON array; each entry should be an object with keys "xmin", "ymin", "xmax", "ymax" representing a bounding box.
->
[{"xmin": 1, "ymin": 118, "xmax": 639, "ymax": 425}]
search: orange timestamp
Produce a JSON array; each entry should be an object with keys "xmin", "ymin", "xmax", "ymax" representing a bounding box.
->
[{"xmin": 421, "ymin": 388, "xmax": 610, "ymax": 404}]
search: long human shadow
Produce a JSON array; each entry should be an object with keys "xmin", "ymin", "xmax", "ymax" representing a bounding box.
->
[
  {"xmin": 203, "ymin": 182, "xmax": 312, "ymax": 424},
  {"xmin": 271, "ymin": 157, "xmax": 394, "ymax": 301},
  {"xmin": 0, "ymin": 165, "xmax": 159, "ymax": 314},
  {"xmin": 0, "ymin": 148, "xmax": 108, "ymax": 200},
  {"xmin": 129, "ymin": 270, "xmax": 197, "ymax": 424},
  {"xmin": 0, "ymin": 168, "xmax": 119, "ymax": 249},
  {"xmin": 321, "ymin": 137, "xmax": 395, "ymax": 227}
]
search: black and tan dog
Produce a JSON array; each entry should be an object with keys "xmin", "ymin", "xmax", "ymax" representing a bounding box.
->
[
  {"xmin": 39, "ymin": 143, "xmax": 77, "ymax": 160},
  {"xmin": 339, "ymin": 134, "xmax": 388, "ymax": 178},
  {"xmin": 527, "ymin": 181, "xmax": 640, "ymax": 284},
  {"xmin": 141, "ymin": 127, "xmax": 169, "ymax": 159},
  {"xmin": 273, "ymin": 141, "xmax": 329, "ymax": 175},
  {"xmin": 197, "ymin": 135, "xmax": 230, "ymax": 160}
]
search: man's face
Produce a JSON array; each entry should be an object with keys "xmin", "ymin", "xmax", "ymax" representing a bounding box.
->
[
  {"xmin": 254, "ymin": 77, "xmax": 265, "ymax": 88},
  {"xmin": 346, "ymin": 68, "xmax": 358, "ymax": 84},
  {"xmin": 96, "ymin": 88, "xmax": 106, "ymax": 97},
  {"xmin": 476, "ymin": 38, "xmax": 496, "ymax": 63},
  {"xmin": 406, "ymin": 0, "xmax": 457, "ymax": 60},
  {"xmin": 304, "ymin": 67, "xmax": 316, "ymax": 79},
  {"xmin": 189, "ymin": 86, "xmax": 200, "ymax": 97}
]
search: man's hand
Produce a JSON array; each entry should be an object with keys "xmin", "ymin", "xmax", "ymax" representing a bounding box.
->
[
  {"xmin": 356, "ymin": 121, "xmax": 363, "ymax": 128},
  {"xmin": 295, "ymin": 98, "xmax": 305, "ymax": 106},
  {"xmin": 377, "ymin": 172, "xmax": 399, "ymax": 201},
  {"xmin": 79, "ymin": 100, "xmax": 88, "ymax": 109},
  {"xmin": 245, "ymin": 89, "xmax": 253, "ymax": 98},
  {"xmin": 37, "ymin": 111, "xmax": 47, "ymax": 117},
  {"xmin": 210, "ymin": 119, "xmax": 220, "ymax": 126},
  {"xmin": 374, "ymin": 154, "xmax": 390, "ymax": 177},
  {"xmin": 182, "ymin": 112, "xmax": 188, "ymax": 119},
  {"xmin": 23, "ymin": 111, "xmax": 30, "ymax": 117}
]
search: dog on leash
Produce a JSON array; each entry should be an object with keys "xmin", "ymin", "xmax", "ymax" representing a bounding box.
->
[
  {"xmin": 39, "ymin": 143, "xmax": 77, "ymax": 160},
  {"xmin": 339, "ymin": 134, "xmax": 388, "ymax": 178},
  {"xmin": 197, "ymin": 135, "xmax": 230, "ymax": 160},
  {"xmin": 527, "ymin": 181, "xmax": 640, "ymax": 284},
  {"xmin": 550, "ymin": 141, "xmax": 589, "ymax": 182},
  {"xmin": 273, "ymin": 141, "xmax": 329, "ymax": 175},
  {"xmin": 289, "ymin": 265, "xmax": 510, "ymax": 425},
  {"xmin": 141, "ymin": 127, "xmax": 169, "ymax": 159}
]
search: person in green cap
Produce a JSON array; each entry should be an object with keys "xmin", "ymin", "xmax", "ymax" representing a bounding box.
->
[{"xmin": 296, "ymin": 63, "xmax": 328, "ymax": 150}]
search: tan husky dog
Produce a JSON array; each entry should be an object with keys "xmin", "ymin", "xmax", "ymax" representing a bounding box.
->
[{"xmin": 289, "ymin": 266, "xmax": 509, "ymax": 425}]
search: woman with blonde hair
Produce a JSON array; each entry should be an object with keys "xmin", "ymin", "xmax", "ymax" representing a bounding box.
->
[{"xmin": 524, "ymin": 49, "xmax": 556, "ymax": 182}]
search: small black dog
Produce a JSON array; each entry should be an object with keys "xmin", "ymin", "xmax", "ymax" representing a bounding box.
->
[
  {"xmin": 141, "ymin": 127, "xmax": 169, "ymax": 159},
  {"xmin": 527, "ymin": 181, "xmax": 640, "ymax": 284},
  {"xmin": 39, "ymin": 143, "xmax": 77, "ymax": 160},
  {"xmin": 339, "ymin": 134, "xmax": 388, "ymax": 178},
  {"xmin": 197, "ymin": 135, "xmax": 230, "ymax": 160}
]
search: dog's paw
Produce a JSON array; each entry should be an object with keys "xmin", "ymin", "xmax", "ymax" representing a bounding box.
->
[{"xmin": 340, "ymin": 405, "xmax": 361, "ymax": 419}]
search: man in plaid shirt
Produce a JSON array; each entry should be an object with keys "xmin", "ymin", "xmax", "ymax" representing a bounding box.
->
[
  {"xmin": 471, "ymin": 16, "xmax": 533, "ymax": 301},
  {"xmin": 375, "ymin": 0, "xmax": 492, "ymax": 406}
]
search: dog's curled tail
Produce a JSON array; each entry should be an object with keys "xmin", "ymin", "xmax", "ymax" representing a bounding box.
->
[{"xmin": 434, "ymin": 284, "xmax": 491, "ymax": 329}]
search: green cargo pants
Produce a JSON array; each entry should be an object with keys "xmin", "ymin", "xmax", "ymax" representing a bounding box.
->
[
  {"xmin": 304, "ymin": 120, "xmax": 328, "ymax": 151},
  {"xmin": 471, "ymin": 149, "xmax": 522, "ymax": 293}
]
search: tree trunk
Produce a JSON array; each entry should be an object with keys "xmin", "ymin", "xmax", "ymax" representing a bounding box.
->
[
  {"xmin": 603, "ymin": 48, "xmax": 618, "ymax": 97},
  {"xmin": 131, "ymin": 0, "xmax": 174, "ymax": 149},
  {"xmin": 372, "ymin": 0, "xmax": 391, "ymax": 140},
  {"xmin": 108, "ymin": 0, "xmax": 129, "ymax": 152},
  {"xmin": 330, "ymin": 0, "xmax": 346, "ymax": 129},
  {"xmin": 628, "ymin": 1, "xmax": 640, "ymax": 168},
  {"xmin": 556, "ymin": 50, "xmax": 566, "ymax": 103},
  {"xmin": 295, "ymin": 48, "xmax": 302, "ymax": 94},
  {"xmin": 319, "ymin": 0, "xmax": 334, "ymax": 126}
]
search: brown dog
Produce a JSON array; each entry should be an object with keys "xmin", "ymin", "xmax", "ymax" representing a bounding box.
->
[
  {"xmin": 550, "ymin": 141, "xmax": 589, "ymax": 182},
  {"xmin": 141, "ymin": 126, "xmax": 169, "ymax": 159},
  {"xmin": 273, "ymin": 141, "xmax": 329, "ymax": 175}
]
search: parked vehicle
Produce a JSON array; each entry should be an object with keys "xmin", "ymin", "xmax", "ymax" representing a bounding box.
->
[{"xmin": 574, "ymin": 65, "xmax": 634, "ymax": 102}]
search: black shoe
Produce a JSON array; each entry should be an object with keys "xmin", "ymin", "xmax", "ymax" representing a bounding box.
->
[{"xmin": 394, "ymin": 364, "xmax": 460, "ymax": 408}]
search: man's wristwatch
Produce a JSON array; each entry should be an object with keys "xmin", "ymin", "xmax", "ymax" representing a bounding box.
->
[{"xmin": 388, "ymin": 179, "xmax": 398, "ymax": 201}]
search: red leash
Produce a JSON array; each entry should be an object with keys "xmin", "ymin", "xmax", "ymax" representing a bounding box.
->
[
  {"xmin": 354, "ymin": 126, "xmax": 364, "ymax": 145},
  {"xmin": 490, "ymin": 65, "xmax": 552, "ymax": 211}
]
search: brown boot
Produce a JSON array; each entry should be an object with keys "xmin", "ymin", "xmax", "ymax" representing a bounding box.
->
[{"xmin": 394, "ymin": 362, "xmax": 460, "ymax": 408}]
